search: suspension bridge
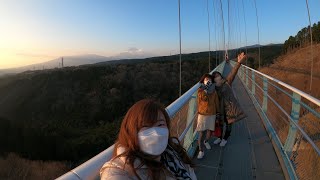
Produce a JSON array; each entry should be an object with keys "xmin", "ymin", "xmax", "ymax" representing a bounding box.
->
[
  {"xmin": 57, "ymin": 59, "xmax": 320, "ymax": 180},
  {"xmin": 57, "ymin": 0, "xmax": 319, "ymax": 179}
]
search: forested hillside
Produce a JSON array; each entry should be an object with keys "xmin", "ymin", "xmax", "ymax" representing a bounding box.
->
[{"xmin": 0, "ymin": 45, "xmax": 282, "ymax": 179}]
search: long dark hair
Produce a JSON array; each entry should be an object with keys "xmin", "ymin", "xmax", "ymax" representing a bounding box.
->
[
  {"xmin": 113, "ymin": 99, "xmax": 193, "ymax": 179},
  {"xmin": 199, "ymin": 73, "xmax": 213, "ymax": 83},
  {"xmin": 212, "ymin": 71, "xmax": 223, "ymax": 79}
]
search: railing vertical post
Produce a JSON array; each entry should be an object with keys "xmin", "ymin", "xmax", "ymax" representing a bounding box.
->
[
  {"xmin": 246, "ymin": 68, "xmax": 249, "ymax": 87},
  {"xmin": 262, "ymin": 77, "xmax": 268, "ymax": 112},
  {"xmin": 184, "ymin": 92, "xmax": 197, "ymax": 157},
  {"xmin": 284, "ymin": 92, "xmax": 301, "ymax": 156},
  {"xmin": 238, "ymin": 64, "xmax": 242, "ymax": 79},
  {"xmin": 242, "ymin": 66, "xmax": 245, "ymax": 82},
  {"xmin": 252, "ymin": 71, "xmax": 255, "ymax": 95}
]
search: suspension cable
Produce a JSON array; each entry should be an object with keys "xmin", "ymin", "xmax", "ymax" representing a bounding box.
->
[
  {"xmin": 178, "ymin": 0, "xmax": 182, "ymax": 97},
  {"xmin": 212, "ymin": 0, "xmax": 219, "ymax": 67},
  {"xmin": 207, "ymin": 0, "xmax": 211, "ymax": 72},
  {"xmin": 219, "ymin": 0, "xmax": 226, "ymax": 57},
  {"xmin": 231, "ymin": 0, "xmax": 237, "ymax": 53},
  {"xmin": 236, "ymin": 0, "xmax": 242, "ymax": 53},
  {"xmin": 177, "ymin": 0, "xmax": 182, "ymax": 137},
  {"xmin": 227, "ymin": 0, "xmax": 231, "ymax": 54},
  {"xmin": 241, "ymin": 0, "xmax": 248, "ymax": 65},
  {"xmin": 305, "ymin": 0, "xmax": 314, "ymax": 93},
  {"xmin": 253, "ymin": 0, "xmax": 261, "ymax": 69}
]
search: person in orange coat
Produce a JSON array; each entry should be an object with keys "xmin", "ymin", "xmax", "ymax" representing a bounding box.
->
[{"xmin": 196, "ymin": 74, "xmax": 220, "ymax": 159}]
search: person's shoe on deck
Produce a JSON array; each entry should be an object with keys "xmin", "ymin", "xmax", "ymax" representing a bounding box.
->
[
  {"xmin": 213, "ymin": 138, "xmax": 221, "ymax": 145},
  {"xmin": 204, "ymin": 140, "xmax": 211, "ymax": 150},
  {"xmin": 219, "ymin": 139, "xmax": 227, "ymax": 147},
  {"xmin": 197, "ymin": 151, "xmax": 204, "ymax": 159}
]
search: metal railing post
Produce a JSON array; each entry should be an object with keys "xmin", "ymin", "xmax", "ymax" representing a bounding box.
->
[
  {"xmin": 262, "ymin": 77, "xmax": 268, "ymax": 112},
  {"xmin": 252, "ymin": 71, "xmax": 255, "ymax": 95},
  {"xmin": 242, "ymin": 66, "xmax": 245, "ymax": 82},
  {"xmin": 246, "ymin": 68, "xmax": 249, "ymax": 87},
  {"xmin": 284, "ymin": 92, "xmax": 301, "ymax": 156}
]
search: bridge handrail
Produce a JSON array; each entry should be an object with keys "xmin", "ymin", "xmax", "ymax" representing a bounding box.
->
[
  {"xmin": 238, "ymin": 65, "xmax": 320, "ymax": 155},
  {"xmin": 245, "ymin": 67, "xmax": 320, "ymax": 119},
  {"xmin": 231, "ymin": 61, "xmax": 320, "ymax": 180},
  {"xmin": 57, "ymin": 62, "xmax": 226, "ymax": 180},
  {"xmin": 243, "ymin": 65, "xmax": 320, "ymax": 106}
]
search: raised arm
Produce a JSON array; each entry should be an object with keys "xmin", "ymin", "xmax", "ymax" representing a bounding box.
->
[{"xmin": 226, "ymin": 52, "xmax": 246, "ymax": 85}]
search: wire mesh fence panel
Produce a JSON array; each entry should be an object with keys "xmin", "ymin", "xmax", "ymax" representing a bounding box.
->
[
  {"xmin": 298, "ymin": 104, "xmax": 320, "ymax": 149},
  {"xmin": 267, "ymin": 81, "xmax": 293, "ymax": 113},
  {"xmin": 254, "ymin": 83, "xmax": 264, "ymax": 108},
  {"xmin": 236, "ymin": 63, "xmax": 320, "ymax": 180},
  {"xmin": 290, "ymin": 131, "xmax": 320, "ymax": 180},
  {"xmin": 169, "ymin": 99, "xmax": 190, "ymax": 140}
]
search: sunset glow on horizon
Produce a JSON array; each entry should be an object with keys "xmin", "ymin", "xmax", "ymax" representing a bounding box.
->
[{"xmin": 1, "ymin": 0, "xmax": 320, "ymax": 69}]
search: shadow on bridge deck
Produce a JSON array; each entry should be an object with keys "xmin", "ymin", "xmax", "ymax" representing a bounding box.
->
[{"xmin": 193, "ymin": 64, "xmax": 285, "ymax": 180}]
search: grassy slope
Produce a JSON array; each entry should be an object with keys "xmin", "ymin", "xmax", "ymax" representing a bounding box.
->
[{"xmin": 260, "ymin": 44, "xmax": 320, "ymax": 98}]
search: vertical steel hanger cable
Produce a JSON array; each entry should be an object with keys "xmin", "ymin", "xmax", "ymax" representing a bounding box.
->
[
  {"xmin": 305, "ymin": 0, "xmax": 314, "ymax": 93},
  {"xmin": 219, "ymin": 0, "xmax": 226, "ymax": 58},
  {"xmin": 253, "ymin": 0, "xmax": 261, "ymax": 69},
  {"xmin": 241, "ymin": 0, "xmax": 248, "ymax": 65},
  {"xmin": 236, "ymin": 0, "xmax": 242, "ymax": 54},
  {"xmin": 212, "ymin": 0, "xmax": 219, "ymax": 66},
  {"xmin": 178, "ymin": 0, "xmax": 182, "ymax": 97},
  {"xmin": 207, "ymin": 0, "xmax": 211, "ymax": 72},
  {"xmin": 227, "ymin": 0, "xmax": 230, "ymax": 55}
]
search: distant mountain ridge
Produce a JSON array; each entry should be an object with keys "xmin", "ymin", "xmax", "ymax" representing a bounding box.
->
[
  {"xmin": 0, "ymin": 44, "xmax": 283, "ymax": 76},
  {"xmin": 240, "ymin": 43, "xmax": 282, "ymax": 49},
  {"xmin": 0, "ymin": 54, "xmax": 113, "ymax": 76}
]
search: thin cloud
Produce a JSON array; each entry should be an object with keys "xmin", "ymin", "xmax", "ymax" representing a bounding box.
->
[
  {"xmin": 126, "ymin": 47, "xmax": 143, "ymax": 53},
  {"xmin": 116, "ymin": 47, "xmax": 154, "ymax": 59}
]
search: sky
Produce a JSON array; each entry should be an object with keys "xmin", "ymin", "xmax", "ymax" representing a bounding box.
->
[{"xmin": 0, "ymin": 0, "xmax": 319, "ymax": 69}]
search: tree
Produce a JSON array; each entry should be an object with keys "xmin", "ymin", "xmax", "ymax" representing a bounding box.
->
[
  {"xmin": 312, "ymin": 22, "xmax": 320, "ymax": 43},
  {"xmin": 283, "ymin": 21, "xmax": 320, "ymax": 53}
]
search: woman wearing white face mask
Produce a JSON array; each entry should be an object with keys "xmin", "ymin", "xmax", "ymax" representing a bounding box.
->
[
  {"xmin": 196, "ymin": 74, "xmax": 220, "ymax": 159},
  {"xmin": 100, "ymin": 99, "xmax": 197, "ymax": 180},
  {"xmin": 212, "ymin": 52, "xmax": 247, "ymax": 147}
]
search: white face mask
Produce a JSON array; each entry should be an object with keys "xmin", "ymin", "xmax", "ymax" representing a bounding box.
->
[{"xmin": 138, "ymin": 127, "xmax": 169, "ymax": 155}]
